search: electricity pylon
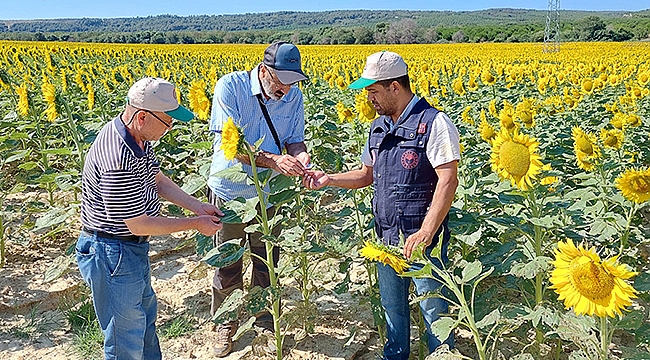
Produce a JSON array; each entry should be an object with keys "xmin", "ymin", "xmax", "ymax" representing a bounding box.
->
[{"xmin": 543, "ymin": 0, "xmax": 561, "ymax": 53}]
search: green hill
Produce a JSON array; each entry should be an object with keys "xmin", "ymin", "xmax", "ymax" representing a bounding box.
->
[{"xmin": 1, "ymin": 9, "xmax": 649, "ymax": 44}]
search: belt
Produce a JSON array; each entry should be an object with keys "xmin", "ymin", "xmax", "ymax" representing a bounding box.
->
[{"xmin": 82, "ymin": 227, "xmax": 150, "ymax": 243}]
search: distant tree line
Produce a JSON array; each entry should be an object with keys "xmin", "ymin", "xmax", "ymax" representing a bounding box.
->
[{"xmin": 1, "ymin": 10, "xmax": 649, "ymax": 44}]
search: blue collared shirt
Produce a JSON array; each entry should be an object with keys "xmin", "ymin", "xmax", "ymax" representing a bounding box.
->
[{"xmin": 208, "ymin": 64, "xmax": 305, "ymax": 201}]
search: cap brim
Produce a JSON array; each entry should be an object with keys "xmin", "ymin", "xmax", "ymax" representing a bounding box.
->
[
  {"xmin": 165, "ymin": 105, "xmax": 194, "ymax": 122},
  {"xmin": 274, "ymin": 69, "xmax": 308, "ymax": 84},
  {"xmin": 348, "ymin": 77, "xmax": 377, "ymax": 89}
]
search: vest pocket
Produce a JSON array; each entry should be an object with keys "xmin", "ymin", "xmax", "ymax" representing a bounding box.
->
[{"xmin": 395, "ymin": 199, "xmax": 429, "ymax": 237}]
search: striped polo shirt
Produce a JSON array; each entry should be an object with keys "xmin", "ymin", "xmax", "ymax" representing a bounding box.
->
[
  {"xmin": 207, "ymin": 64, "xmax": 305, "ymax": 202},
  {"xmin": 80, "ymin": 116, "xmax": 161, "ymax": 236}
]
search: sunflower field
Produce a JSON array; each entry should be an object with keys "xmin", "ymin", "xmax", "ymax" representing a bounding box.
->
[{"xmin": 0, "ymin": 41, "xmax": 649, "ymax": 359}]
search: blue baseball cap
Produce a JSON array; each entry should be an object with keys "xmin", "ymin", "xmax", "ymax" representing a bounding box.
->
[{"xmin": 263, "ymin": 41, "xmax": 308, "ymax": 84}]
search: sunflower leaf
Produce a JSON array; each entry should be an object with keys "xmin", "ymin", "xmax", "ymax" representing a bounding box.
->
[
  {"xmin": 429, "ymin": 317, "xmax": 456, "ymax": 342},
  {"xmin": 211, "ymin": 289, "xmax": 244, "ymax": 324},
  {"xmin": 633, "ymin": 271, "xmax": 650, "ymax": 292},
  {"xmin": 476, "ymin": 308, "xmax": 500, "ymax": 329},
  {"xmin": 461, "ymin": 260, "xmax": 482, "ymax": 283},
  {"xmin": 213, "ymin": 163, "xmax": 248, "ymax": 183},
  {"xmin": 201, "ymin": 239, "xmax": 245, "ymax": 268}
]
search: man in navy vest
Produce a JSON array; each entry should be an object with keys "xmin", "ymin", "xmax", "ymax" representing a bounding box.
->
[{"xmin": 303, "ymin": 51, "xmax": 460, "ymax": 359}]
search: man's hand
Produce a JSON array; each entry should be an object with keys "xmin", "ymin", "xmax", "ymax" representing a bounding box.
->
[
  {"xmin": 403, "ymin": 229, "xmax": 434, "ymax": 260},
  {"xmin": 195, "ymin": 215, "xmax": 223, "ymax": 236},
  {"xmin": 274, "ymin": 154, "xmax": 306, "ymax": 176},
  {"xmin": 295, "ymin": 152, "xmax": 311, "ymax": 167},
  {"xmin": 194, "ymin": 202, "xmax": 224, "ymax": 217},
  {"xmin": 302, "ymin": 170, "xmax": 330, "ymax": 190}
]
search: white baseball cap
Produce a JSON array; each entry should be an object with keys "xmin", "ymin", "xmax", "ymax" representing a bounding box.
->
[
  {"xmin": 127, "ymin": 77, "xmax": 194, "ymax": 122},
  {"xmin": 349, "ymin": 51, "xmax": 408, "ymax": 89}
]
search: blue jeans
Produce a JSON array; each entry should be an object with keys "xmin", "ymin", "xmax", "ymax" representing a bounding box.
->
[
  {"xmin": 76, "ymin": 232, "xmax": 161, "ymax": 360},
  {"xmin": 377, "ymin": 243, "xmax": 454, "ymax": 360}
]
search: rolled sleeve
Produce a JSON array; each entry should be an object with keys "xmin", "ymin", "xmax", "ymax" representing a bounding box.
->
[{"xmin": 426, "ymin": 112, "xmax": 461, "ymax": 169}]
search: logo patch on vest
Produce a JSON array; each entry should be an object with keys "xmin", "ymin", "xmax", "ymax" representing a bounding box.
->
[
  {"xmin": 418, "ymin": 123, "xmax": 427, "ymax": 134},
  {"xmin": 401, "ymin": 150, "xmax": 419, "ymax": 169}
]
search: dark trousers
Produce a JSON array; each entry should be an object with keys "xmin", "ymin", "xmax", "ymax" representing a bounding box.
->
[{"xmin": 208, "ymin": 190, "xmax": 280, "ymax": 328}]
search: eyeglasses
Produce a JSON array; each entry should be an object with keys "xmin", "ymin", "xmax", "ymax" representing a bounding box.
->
[
  {"xmin": 267, "ymin": 68, "xmax": 295, "ymax": 88},
  {"xmin": 142, "ymin": 109, "xmax": 172, "ymax": 128}
]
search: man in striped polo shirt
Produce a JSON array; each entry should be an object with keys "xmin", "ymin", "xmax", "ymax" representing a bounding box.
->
[
  {"xmin": 207, "ymin": 42, "xmax": 310, "ymax": 357},
  {"xmin": 76, "ymin": 77, "xmax": 224, "ymax": 360}
]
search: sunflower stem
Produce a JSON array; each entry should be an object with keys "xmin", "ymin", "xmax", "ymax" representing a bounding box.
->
[
  {"xmin": 527, "ymin": 190, "xmax": 546, "ymax": 347},
  {"xmin": 618, "ymin": 203, "xmax": 638, "ymax": 255},
  {"xmin": 599, "ymin": 316, "xmax": 609, "ymax": 359},
  {"xmin": 245, "ymin": 146, "xmax": 283, "ymax": 360}
]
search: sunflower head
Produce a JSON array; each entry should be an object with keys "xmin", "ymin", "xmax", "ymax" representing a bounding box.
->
[
  {"xmin": 355, "ymin": 90, "xmax": 377, "ymax": 122},
  {"xmin": 600, "ymin": 128, "xmax": 624, "ymax": 149},
  {"xmin": 220, "ymin": 117, "xmax": 245, "ymax": 161},
  {"xmin": 452, "ymin": 76, "xmax": 465, "ymax": 96},
  {"xmin": 550, "ymin": 239, "xmax": 638, "ymax": 318},
  {"xmin": 499, "ymin": 100, "xmax": 517, "ymax": 132},
  {"xmin": 189, "ymin": 80, "xmax": 211, "ymax": 121},
  {"xmin": 17, "ymin": 84, "xmax": 29, "ymax": 117},
  {"xmin": 572, "ymin": 127, "xmax": 601, "ymax": 171},
  {"xmin": 478, "ymin": 110, "xmax": 497, "ymax": 144},
  {"xmin": 615, "ymin": 167, "xmax": 650, "ymax": 204},
  {"xmin": 335, "ymin": 102, "xmax": 355, "ymax": 122},
  {"xmin": 359, "ymin": 240, "xmax": 409, "ymax": 274},
  {"xmin": 481, "ymin": 69, "xmax": 496, "ymax": 85},
  {"xmin": 490, "ymin": 128, "xmax": 543, "ymax": 191}
]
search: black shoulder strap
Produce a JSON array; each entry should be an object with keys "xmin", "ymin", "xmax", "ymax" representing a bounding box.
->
[{"xmin": 256, "ymin": 93, "xmax": 283, "ymax": 153}]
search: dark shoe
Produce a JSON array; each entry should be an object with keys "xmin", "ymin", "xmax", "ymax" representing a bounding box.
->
[{"xmin": 213, "ymin": 322, "xmax": 237, "ymax": 358}]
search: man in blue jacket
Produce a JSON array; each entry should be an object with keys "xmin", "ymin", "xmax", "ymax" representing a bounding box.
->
[{"xmin": 303, "ymin": 51, "xmax": 460, "ymax": 359}]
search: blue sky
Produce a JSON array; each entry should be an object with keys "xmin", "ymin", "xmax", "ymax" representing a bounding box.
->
[{"xmin": 2, "ymin": 0, "xmax": 648, "ymax": 20}]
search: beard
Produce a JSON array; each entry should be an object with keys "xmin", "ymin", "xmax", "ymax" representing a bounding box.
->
[
  {"xmin": 372, "ymin": 99, "xmax": 397, "ymax": 117},
  {"xmin": 260, "ymin": 74, "xmax": 283, "ymax": 101}
]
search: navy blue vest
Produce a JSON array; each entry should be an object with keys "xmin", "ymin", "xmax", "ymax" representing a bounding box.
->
[{"xmin": 368, "ymin": 98, "xmax": 450, "ymax": 247}]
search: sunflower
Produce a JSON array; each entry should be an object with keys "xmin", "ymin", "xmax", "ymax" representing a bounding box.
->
[
  {"xmin": 16, "ymin": 84, "xmax": 29, "ymax": 117},
  {"xmin": 335, "ymin": 76, "xmax": 346, "ymax": 90},
  {"xmin": 600, "ymin": 128, "xmax": 624, "ymax": 149},
  {"xmin": 41, "ymin": 80, "xmax": 58, "ymax": 122},
  {"xmin": 478, "ymin": 110, "xmax": 496, "ymax": 144},
  {"xmin": 335, "ymin": 102, "xmax": 355, "ymax": 122},
  {"xmin": 60, "ymin": 68, "xmax": 68, "ymax": 92},
  {"xmin": 220, "ymin": 117, "xmax": 245, "ymax": 161},
  {"xmin": 610, "ymin": 112, "xmax": 626, "ymax": 130},
  {"xmin": 87, "ymin": 83, "xmax": 95, "ymax": 111},
  {"xmin": 626, "ymin": 114, "xmax": 641, "ymax": 127},
  {"xmin": 417, "ymin": 76, "xmax": 430, "ymax": 96},
  {"xmin": 189, "ymin": 80, "xmax": 211, "ymax": 121},
  {"xmin": 490, "ymin": 128, "xmax": 543, "ymax": 190},
  {"xmin": 461, "ymin": 106, "xmax": 474, "ymax": 125},
  {"xmin": 499, "ymin": 100, "xmax": 517, "ymax": 133},
  {"xmin": 541, "ymin": 163, "xmax": 558, "ymax": 186},
  {"xmin": 515, "ymin": 98, "xmax": 536, "ymax": 128},
  {"xmin": 452, "ymin": 76, "xmax": 465, "ymax": 96},
  {"xmin": 549, "ymin": 239, "xmax": 638, "ymax": 318},
  {"xmin": 581, "ymin": 78, "xmax": 594, "ymax": 95},
  {"xmin": 488, "ymin": 99, "xmax": 498, "ymax": 118},
  {"xmin": 572, "ymin": 127, "xmax": 601, "ymax": 171},
  {"xmin": 481, "ymin": 68, "xmax": 496, "ymax": 85},
  {"xmin": 355, "ymin": 90, "xmax": 377, "ymax": 122},
  {"xmin": 615, "ymin": 168, "xmax": 650, "ymax": 204},
  {"xmin": 359, "ymin": 240, "xmax": 409, "ymax": 274},
  {"xmin": 467, "ymin": 76, "xmax": 479, "ymax": 92}
]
